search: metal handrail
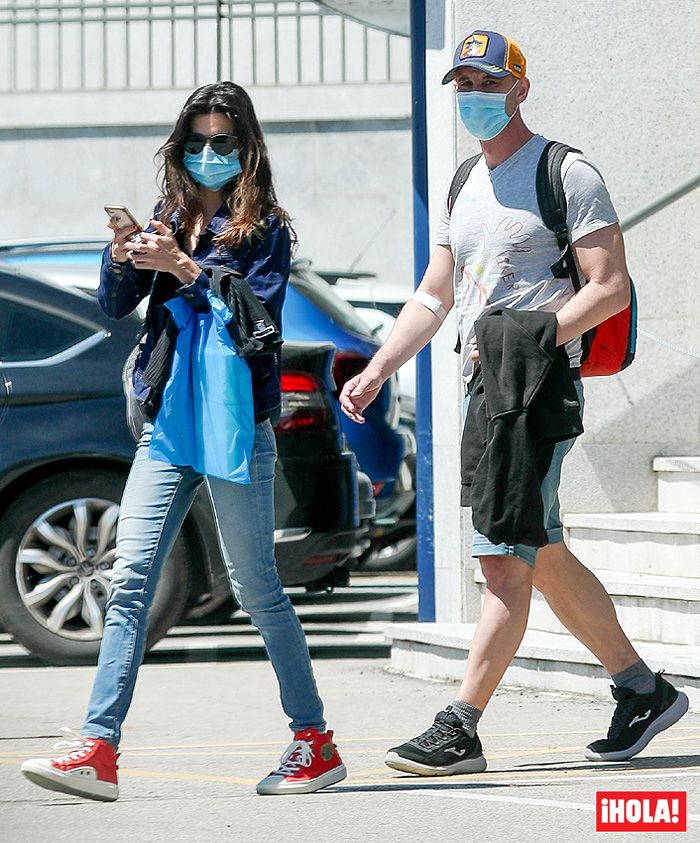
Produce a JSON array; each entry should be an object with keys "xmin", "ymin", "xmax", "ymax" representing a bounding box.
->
[
  {"xmin": 0, "ymin": 0, "xmax": 409, "ymax": 93},
  {"xmin": 620, "ymin": 171, "xmax": 700, "ymax": 361},
  {"xmin": 621, "ymin": 172, "xmax": 700, "ymax": 233}
]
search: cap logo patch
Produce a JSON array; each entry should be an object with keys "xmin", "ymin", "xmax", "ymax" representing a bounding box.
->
[{"xmin": 461, "ymin": 34, "xmax": 488, "ymax": 59}]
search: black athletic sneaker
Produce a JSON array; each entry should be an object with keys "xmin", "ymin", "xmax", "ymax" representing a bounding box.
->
[
  {"xmin": 585, "ymin": 672, "xmax": 689, "ymax": 762},
  {"xmin": 385, "ymin": 709, "xmax": 487, "ymax": 776}
]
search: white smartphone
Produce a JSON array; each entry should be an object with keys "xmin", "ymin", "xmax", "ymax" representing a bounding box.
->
[{"xmin": 104, "ymin": 204, "xmax": 143, "ymax": 241}]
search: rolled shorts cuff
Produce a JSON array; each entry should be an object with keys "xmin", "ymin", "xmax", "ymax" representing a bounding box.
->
[
  {"xmin": 546, "ymin": 526, "xmax": 564, "ymax": 545},
  {"xmin": 471, "ymin": 533, "xmax": 538, "ymax": 568}
]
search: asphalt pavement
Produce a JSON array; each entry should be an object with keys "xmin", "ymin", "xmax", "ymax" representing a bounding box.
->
[{"xmin": 1, "ymin": 577, "xmax": 699, "ymax": 843}]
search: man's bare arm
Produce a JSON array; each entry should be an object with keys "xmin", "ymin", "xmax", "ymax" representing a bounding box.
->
[
  {"xmin": 555, "ymin": 223, "xmax": 631, "ymax": 346},
  {"xmin": 339, "ymin": 244, "xmax": 455, "ymax": 423}
]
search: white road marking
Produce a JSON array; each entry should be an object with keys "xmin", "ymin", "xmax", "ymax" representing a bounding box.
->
[{"xmin": 412, "ymin": 791, "xmax": 594, "ymax": 811}]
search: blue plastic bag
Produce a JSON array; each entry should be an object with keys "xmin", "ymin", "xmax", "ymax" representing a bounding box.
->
[{"xmin": 149, "ymin": 289, "xmax": 254, "ymax": 483}]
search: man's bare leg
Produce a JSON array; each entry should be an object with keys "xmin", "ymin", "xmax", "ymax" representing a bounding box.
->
[
  {"xmin": 455, "ymin": 555, "xmax": 534, "ymax": 710},
  {"xmin": 532, "ymin": 541, "xmax": 639, "ymax": 675},
  {"xmin": 533, "ymin": 541, "xmax": 690, "ymax": 761},
  {"xmin": 384, "ymin": 554, "xmax": 533, "ymax": 776}
]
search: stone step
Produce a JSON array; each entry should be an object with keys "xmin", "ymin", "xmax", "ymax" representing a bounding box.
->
[
  {"xmin": 563, "ymin": 512, "xmax": 700, "ymax": 577},
  {"xmin": 654, "ymin": 457, "xmax": 700, "ymax": 513},
  {"xmin": 474, "ymin": 568, "xmax": 700, "ymax": 646},
  {"xmin": 387, "ymin": 622, "xmax": 700, "ymax": 711}
]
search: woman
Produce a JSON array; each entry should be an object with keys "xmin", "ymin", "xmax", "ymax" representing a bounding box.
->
[{"xmin": 21, "ymin": 82, "xmax": 346, "ymax": 799}]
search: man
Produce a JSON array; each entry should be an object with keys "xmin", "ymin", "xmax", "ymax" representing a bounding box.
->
[{"xmin": 340, "ymin": 29, "xmax": 688, "ymax": 776}]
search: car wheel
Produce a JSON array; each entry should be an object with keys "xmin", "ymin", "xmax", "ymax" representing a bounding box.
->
[
  {"xmin": 361, "ymin": 535, "xmax": 417, "ymax": 571},
  {"xmin": 0, "ymin": 470, "xmax": 191, "ymax": 665}
]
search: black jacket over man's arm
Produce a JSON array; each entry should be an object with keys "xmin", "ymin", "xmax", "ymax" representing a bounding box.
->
[{"xmin": 461, "ymin": 308, "xmax": 584, "ymax": 548}]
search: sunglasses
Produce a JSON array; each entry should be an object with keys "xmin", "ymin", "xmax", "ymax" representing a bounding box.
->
[{"xmin": 183, "ymin": 133, "xmax": 238, "ymax": 156}]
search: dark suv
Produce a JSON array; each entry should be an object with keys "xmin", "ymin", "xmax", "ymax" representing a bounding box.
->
[{"xmin": 0, "ymin": 268, "xmax": 373, "ymax": 664}]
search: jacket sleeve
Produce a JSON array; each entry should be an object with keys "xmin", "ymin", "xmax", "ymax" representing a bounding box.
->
[
  {"xmin": 97, "ymin": 244, "xmax": 155, "ymax": 319},
  {"xmin": 173, "ymin": 214, "xmax": 292, "ymax": 316},
  {"xmin": 173, "ymin": 267, "xmax": 213, "ymax": 312},
  {"xmin": 243, "ymin": 215, "xmax": 291, "ymax": 326}
]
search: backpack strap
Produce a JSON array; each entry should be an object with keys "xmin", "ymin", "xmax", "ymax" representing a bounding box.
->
[
  {"xmin": 536, "ymin": 140, "xmax": 582, "ymax": 291},
  {"xmin": 447, "ymin": 154, "xmax": 483, "ymax": 215},
  {"xmin": 449, "ymin": 154, "xmax": 482, "ymax": 356}
]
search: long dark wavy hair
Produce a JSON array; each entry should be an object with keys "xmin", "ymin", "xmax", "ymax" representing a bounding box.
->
[{"xmin": 156, "ymin": 81, "xmax": 295, "ymax": 248}]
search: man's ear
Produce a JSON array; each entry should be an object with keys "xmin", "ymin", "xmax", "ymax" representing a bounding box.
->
[{"xmin": 516, "ymin": 76, "xmax": 531, "ymax": 104}]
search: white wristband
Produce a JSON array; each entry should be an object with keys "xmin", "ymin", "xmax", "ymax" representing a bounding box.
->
[{"xmin": 411, "ymin": 289, "xmax": 448, "ymax": 322}]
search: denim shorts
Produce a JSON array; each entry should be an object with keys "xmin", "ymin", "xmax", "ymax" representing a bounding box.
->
[{"xmin": 465, "ymin": 379, "xmax": 585, "ymax": 568}]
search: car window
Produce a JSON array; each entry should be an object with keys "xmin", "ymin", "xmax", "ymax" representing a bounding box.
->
[
  {"xmin": 291, "ymin": 269, "xmax": 373, "ymax": 339},
  {"xmin": 0, "ymin": 298, "xmax": 93, "ymax": 362}
]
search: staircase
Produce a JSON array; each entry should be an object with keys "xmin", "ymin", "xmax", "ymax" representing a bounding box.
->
[
  {"xmin": 387, "ymin": 457, "xmax": 700, "ymax": 710},
  {"xmin": 554, "ymin": 456, "xmax": 700, "ymax": 704}
]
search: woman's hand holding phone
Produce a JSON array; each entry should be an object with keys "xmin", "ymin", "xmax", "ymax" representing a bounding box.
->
[
  {"xmin": 109, "ymin": 222, "xmax": 141, "ymax": 264},
  {"xmin": 127, "ymin": 220, "xmax": 201, "ymax": 284}
]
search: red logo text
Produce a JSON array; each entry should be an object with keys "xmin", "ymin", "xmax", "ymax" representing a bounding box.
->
[{"xmin": 596, "ymin": 791, "xmax": 686, "ymax": 832}]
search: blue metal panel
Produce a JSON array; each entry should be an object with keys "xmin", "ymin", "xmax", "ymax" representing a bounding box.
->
[{"xmin": 410, "ymin": 0, "xmax": 435, "ymax": 621}]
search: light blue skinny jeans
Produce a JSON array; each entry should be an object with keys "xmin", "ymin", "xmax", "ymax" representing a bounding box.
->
[{"xmin": 82, "ymin": 420, "xmax": 325, "ymax": 747}]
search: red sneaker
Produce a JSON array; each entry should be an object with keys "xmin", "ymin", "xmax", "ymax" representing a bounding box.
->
[
  {"xmin": 21, "ymin": 728, "xmax": 119, "ymax": 802},
  {"xmin": 256, "ymin": 728, "xmax": 347, "ymax": 795}
]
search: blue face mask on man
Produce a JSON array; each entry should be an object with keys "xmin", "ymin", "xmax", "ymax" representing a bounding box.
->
[
  {"xmin": 184, "ymin": 145, "xmax": 242, "ymax": 191},
  {"xmin": 457, "ymin": 79, "xmax": 520, "ymax": 141}
]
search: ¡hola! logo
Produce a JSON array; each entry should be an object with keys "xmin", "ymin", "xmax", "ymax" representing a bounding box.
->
[{"xmin": 596, "ymin": 791, "xmax": 687, "ymax": 832}]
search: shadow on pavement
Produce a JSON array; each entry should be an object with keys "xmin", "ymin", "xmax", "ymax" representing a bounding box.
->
[
  {"xmin": 326, "ymin": 780, "xmax": 560, "ymax": 794},
  {"xmin": 327, "ymin": 753, "xmax": 700, "ymax": 794},
  {"xmin": 512, "ymin": 753, "xmax": 700, "ymax": 772}
]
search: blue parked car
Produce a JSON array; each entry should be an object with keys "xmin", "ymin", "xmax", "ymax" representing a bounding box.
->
[
  {"xmin": 0, "ymin": 267, "xmax": 377, "ymax": 663},
  {"xmin": 0, "ymin": 240, "xmax": 415, "ymax": 558}
]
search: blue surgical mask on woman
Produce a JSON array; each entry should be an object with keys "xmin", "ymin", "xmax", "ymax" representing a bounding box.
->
[
  {"xmin": 457, "ymin": 79, "xmax": 520, "ymax": 141},
  {"xmin": 184, "ymin": 145, "xmax": 242, "ymax": 190}
]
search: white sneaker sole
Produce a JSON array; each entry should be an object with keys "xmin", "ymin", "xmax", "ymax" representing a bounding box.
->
[
  {"xmin": 584, "ymin": 692, "xmax": 690, "ymax": 762},
  {"xmin": 256, "ymin": 763, "xmax": 347, "ymax": 795},
  {"xmin": 21, "ymin": 759, "xmax": 119, "ymax": 802},
  {"xmin": 385, "ymin": 751, "xmax": 487, "ymax": 777}
]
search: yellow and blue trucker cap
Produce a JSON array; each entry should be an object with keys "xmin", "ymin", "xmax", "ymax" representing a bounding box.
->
[{"xmin": 442, "ymin": 30, "xmax": 526, "ymax": 84}]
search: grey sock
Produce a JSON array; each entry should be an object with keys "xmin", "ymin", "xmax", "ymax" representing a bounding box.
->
[
  {"xmin": 612, "ymin": 660, "xmax": 656, "ymax": 696},
  {"xmin": 448, "ymin": 700, "xmax": 482, "ymax": 738}
]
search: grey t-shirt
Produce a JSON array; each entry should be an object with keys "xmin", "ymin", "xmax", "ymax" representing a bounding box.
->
[{"xmin": 436, "ymin": 134, "xmax": 619, "ymax": 384}]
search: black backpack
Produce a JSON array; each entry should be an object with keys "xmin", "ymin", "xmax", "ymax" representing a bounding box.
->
[{"xmin": 448, "ymin": 141, "xmax": 637, "ymax": 377}]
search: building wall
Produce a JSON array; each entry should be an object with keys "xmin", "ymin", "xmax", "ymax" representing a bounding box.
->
[
  {"xmin": 1, "ymin": 108, "xmax": 412, "ymax": 281},
  {"xmin": 426, "ymin": 0, "xmax": 700, "ymax": 621},
  {"xmin": 1, "ymin": 1, "xmax": 413, "ymax": 283}
]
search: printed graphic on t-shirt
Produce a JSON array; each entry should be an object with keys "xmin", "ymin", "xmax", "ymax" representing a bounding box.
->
[{"xmin": 460, "ymin": 216, "xmax": 533, "ymax": 306}]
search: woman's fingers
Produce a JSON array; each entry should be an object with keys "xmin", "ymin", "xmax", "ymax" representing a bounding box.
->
[
  {"xmin": 109, "ymin": 223, "xmax": 141, "ymax": 262},
  {"xmin": 149, "ymin": 219, "xmax": 170, "ymax": 235},
  {"xmin": 131, "ymin": 231, "xmax": 156, "ymax": 246},
  {"xmin": 109, "ymin": 221, "xmax": 137, "ymax": 238}
]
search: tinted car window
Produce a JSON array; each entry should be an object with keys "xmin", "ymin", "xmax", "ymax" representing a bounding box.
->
[
  {"xmin": 290, "ymin": 270, "xmax": 373, "ymax": 339},
  {"xmin": 0, "ymin": 298, "xmax": 93, "ymax": 362}
]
